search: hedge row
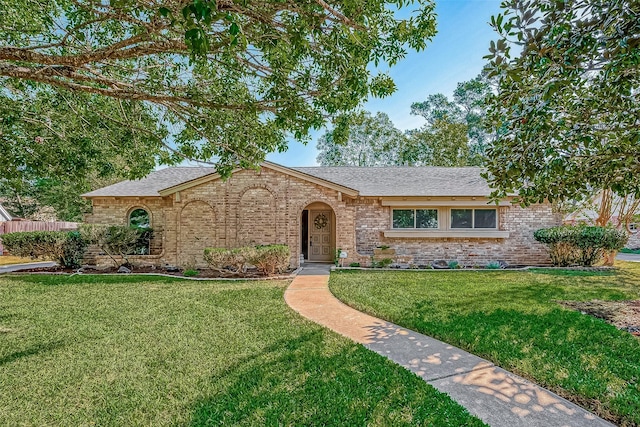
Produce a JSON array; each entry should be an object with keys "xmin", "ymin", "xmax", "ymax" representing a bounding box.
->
[
  {"xmin": 0, "ymin": 225, "xmax": 152, "ymax": 268},
  {"xmin": 0, "ymin": 230, "xmax": 87, "ymax": 268},
  {"xmin": 534, "ymin": 225, "xmax": 628, "ymax": 266},
  {"xmin": 204, "ymin": 245, "xmax": 290, "ymax": 276}
]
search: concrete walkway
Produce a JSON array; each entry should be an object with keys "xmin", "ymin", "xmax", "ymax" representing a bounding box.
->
[
  {"xmin": 617, "ymin": 253, "xmax": 640, "ymax": 262},
  {"xmin": 0, "ymin": 261, "xmax": 57, "ymax": 274},
  {"xmin": 285, "ymin": 264, "xmax": 614, "ymax": 427}
]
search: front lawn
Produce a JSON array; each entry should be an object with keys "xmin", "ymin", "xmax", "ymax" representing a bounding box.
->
[
  {"xmin": 329, "ymin": 263, "xmax": 640, "ymax": 426},
  {"xmin": 0, "ymin": 274, "xmax": 483, "ymax": 426}
]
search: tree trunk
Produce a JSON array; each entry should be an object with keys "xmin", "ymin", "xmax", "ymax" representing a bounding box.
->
[{"xmin": 603, "ymin": 250, "xmax": 616, "ymax": 266}]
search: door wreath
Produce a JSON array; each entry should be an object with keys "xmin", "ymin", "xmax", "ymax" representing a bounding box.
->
[{"xmin": 314, "ymin": 213, "xmax": 328, "ymax": 229}]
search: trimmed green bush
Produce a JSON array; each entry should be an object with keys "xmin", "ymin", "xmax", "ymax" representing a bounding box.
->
[
  {"xmin": 203, "ymin": 247, "xmax": 256, "ymax": 274},
  {"xmin": 0, "ymin": 230, "xmax": 88, "ymax": 268},
  {"xmin": 62, "ymin": 231, "xmax": 88, "ymax": 268},
  {"xmin": 251, "ymin": 245, "xmax": 290, "ymax": 275},
  {"xmin": 534, "ymin": 225, "xmax": 628, "ymax": 266},
  {"xmin": 204, "ymin": 245, "xmax": 290, "ymax": 276}
]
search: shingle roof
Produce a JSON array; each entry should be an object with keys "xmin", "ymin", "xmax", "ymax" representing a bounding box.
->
[
  {"xmin": 83, "ymin": 164, "xmax": 492, "ymax": 198},
  {"xmin": 291, "ymin": 166, "xmax": 491, "ymax": 197},
  {"xmin": 82, "ymin": 167, "xmax": 215, "ymax": 197}
]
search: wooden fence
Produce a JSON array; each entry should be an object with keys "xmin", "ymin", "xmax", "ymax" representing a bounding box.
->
[{"xmin": 0, "ymin": 221, "xmax": 78, "ymax": 255}]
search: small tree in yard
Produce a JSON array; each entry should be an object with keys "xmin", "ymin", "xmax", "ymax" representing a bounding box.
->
[
  {"xmin": 80, "ymin": 225, "xmax": 143, "ymax": 268},
  {"xmin": 534, "ymin": 225, "xmax": 628, "ymax": 267},
  {"xmin": 567, "ymin": 190, "xmax": 640, "ymax": 264}
]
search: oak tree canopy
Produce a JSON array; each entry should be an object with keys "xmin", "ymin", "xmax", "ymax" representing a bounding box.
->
[{"xmin": 1, "ymin": 0, "xmax": 437, "ymax": 178}]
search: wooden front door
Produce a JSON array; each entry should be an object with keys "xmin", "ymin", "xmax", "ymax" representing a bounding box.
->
[{"xmin": 309, "ymin": 210, "xmax": 332, "ymax": 262}]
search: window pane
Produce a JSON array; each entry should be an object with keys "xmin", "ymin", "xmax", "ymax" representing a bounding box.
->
[
  {"xmin": 416, "ymin": 209, "xmax": 438, "ymax": 229},
  {"xmin": 451, "ymin": 209, "xmax": 472, "ymax": 228},
  {"xmin": 475, "ymin": 209, "xmax": 497, "ymax": 228},
  {"xmin": 393, "ymin": 209, "xmax": 415, "ymax": 228},
  {"xmin": 129, "ymin": 208, "xmax": 150, "ymax": 229}
]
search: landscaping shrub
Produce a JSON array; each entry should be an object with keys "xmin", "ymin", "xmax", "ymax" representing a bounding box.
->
[
  {"xmin": 183, "ymin": 269, "xmax": 199, "ymax": 277},
  {"xmin": 371, "ymin": 257, "xmax": 393, "ymax": 268},
  {"xmin": 485, "ymin": 261, "xmax": 501, "ymax": 269},
  {"xmin": 203, "ymin": 247, "xmax": 256, "ymax": 274},
  {"xmin": 250, "ymin": 245, "xmax": 290, "ymax": 275},
  {"xmin": 203, "ymin": 247, "xmax": 230, "ymax": 271},
  {"xmin": 80, "ymin": 224, "xmax": 151, "ymax": 267},
  {"xmin": 534, "ymin": 225, "xmax": 628, "ymax": 266},
  {"xmin": 62, "ymin": 231, "xmax": 89, "ymax": 268},
  {"xmin": 203, "ymin": 245, "xmax": 290, "ymax": 276},
  {"xmin": 0, "ymin": 230, "xmax": 88, "ymax": 268}
]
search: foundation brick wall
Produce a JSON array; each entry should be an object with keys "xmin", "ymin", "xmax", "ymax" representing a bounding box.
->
[{"xmin": 86, "ymin": 167, "xmax": 560, "ymax": 268}]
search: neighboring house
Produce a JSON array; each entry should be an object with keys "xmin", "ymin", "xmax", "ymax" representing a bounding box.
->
[{"xmin": 82, "ymin": 162, "xmax": 561, "ymax": 268}]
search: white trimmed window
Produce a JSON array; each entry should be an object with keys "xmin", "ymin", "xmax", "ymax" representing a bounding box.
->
[
  {"xmin": 392, "ymin": 209, "xmax": 439, "ymax": 229},
  {"xmin": 628, "ymin": 223, "xmax": 638, "ymax": 234},
  {"xmin": 450, "ymin": 208, "xmax": 497, "ymax": 229}
]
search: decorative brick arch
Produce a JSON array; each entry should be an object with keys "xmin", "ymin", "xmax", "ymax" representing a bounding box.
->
[
  {"xmin": 299, "ymin": 199, "xmax": 338, "ymax": 262},
  {"xmin": 295, "ymin": 197, "xmax": 341, "ymax": 219},
  {"xmin": 177, "ymin": 200, "xmax": 216, "ymax": 266},
  {"xmin": 237, "ymin": 185, "xmax": 278, "ymax": 245}
]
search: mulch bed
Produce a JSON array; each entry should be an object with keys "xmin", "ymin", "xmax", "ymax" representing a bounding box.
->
[
  {"xmin": 559, "ymin": 300, "xmax": 640, "ymax": 336},
  {"xmin": 9, "ymin": 265, "xmax": 293, "ymax": 279}
]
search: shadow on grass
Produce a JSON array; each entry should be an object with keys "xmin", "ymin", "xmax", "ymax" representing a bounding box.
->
[
  {"xmin": 0, "ymin": 340, "xmax": 66, "ymax": 367},
  {"xmin": 527, "ymin": 269, "xmax": 616, "ymax": 277},
  {"xmin": 188, "ymin": 330, "xmax": 484, "ymax": 426},
  {"xmin": 403, "ymin": 306, "xmax": 640, "ymax": 426},
  {"xmin": 4, "ymin": 274, "xmax": 180, "ymax": 286}
]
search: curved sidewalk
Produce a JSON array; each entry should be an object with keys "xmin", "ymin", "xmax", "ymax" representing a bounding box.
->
[{"xmin": 284, "ymin": 265, "xmax": 613, "ymax": 427}]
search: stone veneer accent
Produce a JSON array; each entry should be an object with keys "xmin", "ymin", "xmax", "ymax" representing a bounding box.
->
[{"xmin": 85, "ymin": 166, "xmax": 561, "ymax": 268}]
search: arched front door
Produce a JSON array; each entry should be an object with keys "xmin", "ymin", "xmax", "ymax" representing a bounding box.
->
[{"xmin": 301, "ymin": 202, "xmax": 335, "ymax": 262}]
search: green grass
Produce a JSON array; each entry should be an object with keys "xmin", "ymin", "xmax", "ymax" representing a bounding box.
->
[
  {"xmin": 0, "ymin": 274, "xmax": 483, "ymax": 426},
  {"xmin": 329, "ymin": 262, "xmax": 640, "ymax": 426},
  {"xmin": 620, "ymin": 247, "xmax": 640, "ymax": 254}
]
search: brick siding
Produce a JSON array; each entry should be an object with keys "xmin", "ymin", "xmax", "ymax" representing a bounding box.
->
[{"xmin": 350, "ymin": 199, "xmax": 559, "ymax": 266}]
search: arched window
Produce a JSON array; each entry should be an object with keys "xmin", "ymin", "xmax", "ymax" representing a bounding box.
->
[
  {"xmin": 128, "ymin": 208, "xmax": 151, "ymax": 255},
  {"xmin": 129, "ymin": 208, "xmax": 150, "ymax": 229}
]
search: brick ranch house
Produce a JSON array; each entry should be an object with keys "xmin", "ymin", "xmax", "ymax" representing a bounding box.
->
[{"xmin": 82, "ymin": 162, "xmax": 561, "ymax": 268}]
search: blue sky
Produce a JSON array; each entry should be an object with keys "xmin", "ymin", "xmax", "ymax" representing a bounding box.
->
[{"xmin": 266, "ymin": 0, "xmax": 503, "ymax": 167}]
